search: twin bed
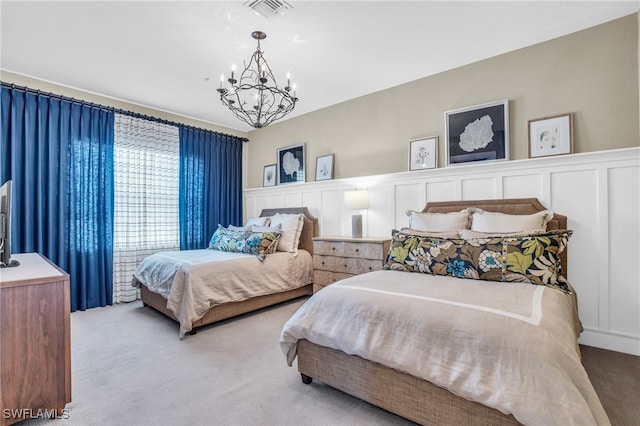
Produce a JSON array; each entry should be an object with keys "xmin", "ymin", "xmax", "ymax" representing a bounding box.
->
[
  {"xmin": 132, "ymin": 207, "xmax": 318, "ymax": 337},
  {"xmin": 132, "ymin": 199, "xmax": 608, "ymax": 425}
]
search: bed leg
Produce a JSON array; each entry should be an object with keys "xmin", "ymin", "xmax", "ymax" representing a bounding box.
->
[
  {"xmin": 188, "ymin": 329, "xmax": 197, "ymax": 335},
  {"xmin": 300, "ymin": 373, "xmax": 313, "ymax": 384}
]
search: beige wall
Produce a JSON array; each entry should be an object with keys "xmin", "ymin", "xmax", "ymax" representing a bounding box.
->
[{"xmin": 246, "ymin": 13, "xmax": 639, "ymax": 188}]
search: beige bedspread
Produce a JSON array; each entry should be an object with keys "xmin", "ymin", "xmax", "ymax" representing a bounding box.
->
[
  {"xmin": 280, "ymin": 270, "xmax": 609, "ymax": 426},
  {"xmin": 134, "ymin": 249, "xmax": 312, "ymax": 337}
]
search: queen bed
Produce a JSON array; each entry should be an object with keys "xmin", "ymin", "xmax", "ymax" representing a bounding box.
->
[
  {"xmin": 132, "ymin": 207, "xmax": 318, "ymax": 337},
  {"xmin": 280, "ymin": 198, "xmax": 609, "ymax": 425}
]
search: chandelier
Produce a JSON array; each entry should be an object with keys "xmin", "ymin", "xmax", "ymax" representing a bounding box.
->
[{"xmin": 217, "ymin": 31, "xmax": 298, "ymax": 129}]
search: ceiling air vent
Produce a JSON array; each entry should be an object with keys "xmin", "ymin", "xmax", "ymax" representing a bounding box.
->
[{"xmin": 244, "ymin": 0, "xmax": 292, "ymax": 18}]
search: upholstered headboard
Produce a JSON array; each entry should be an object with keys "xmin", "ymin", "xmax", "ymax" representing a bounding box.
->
[
  {"xmin": 259, "ymin": 207, "xmax": 319, "ymax": 254},
  {"xmin": 422, "ymin": 198, "xmax": 568, "ymax": 276}
]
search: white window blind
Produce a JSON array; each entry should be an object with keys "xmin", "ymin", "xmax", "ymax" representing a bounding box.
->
[{"xmin": 112, "ymin": 114, "xmax": 180, "ymax": 303}]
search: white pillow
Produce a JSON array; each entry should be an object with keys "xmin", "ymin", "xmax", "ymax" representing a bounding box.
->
[
  {"xmin": 399, "ymin": 227, "xmax": 461, "ymax": 239},
  {"xmin": 245, "ymin": 216, "xmax": 270, "ymax": 228},
  {"xmin": 459, "ymin": 228, "xmax": 546, "ymax": 239},
  {"xmin": 251, "ymin": 224, "xmax": 282, "ymax": 233},
  {"xmin": 470, "ymin": 209, "xmax": 553, "ymax": 233},
  {"xmin": 405, "ymin": 209, "xmax": 470, "ymax": 232},
  {"xmin": 268, "ymin": 213, "xmax": 304, "ymax": 255},
  {"xmin": 227, "ymin": 224, "xmax": 248, "ymax": 231}
]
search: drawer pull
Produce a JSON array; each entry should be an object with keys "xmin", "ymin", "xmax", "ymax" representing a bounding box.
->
[
  {"xmin": 368, "ymin": 266, "xmax": 372, "ymax": 270},
  {"xmin": 343, "ymin": 264, "xmax": 347, "ymax": 268},
  {"xmin": 331, "ymin": 247, "xmax": 336, "ymax": 251},
  {"xmin": 322, "ymin": 261, "xmax": 325, "ymax": 265},
  {"xmin": 355, "ymin": 248, "xmax": 359, "ymax": 252}
]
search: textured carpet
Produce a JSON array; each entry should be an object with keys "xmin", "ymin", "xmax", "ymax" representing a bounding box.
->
[
  {"xmin": 23, "ymin": 298, "xmax": 411, "ymax": 426},
  {"xmin": 20, "ymin": 297, "xmax": 639, "ymax": 426}
]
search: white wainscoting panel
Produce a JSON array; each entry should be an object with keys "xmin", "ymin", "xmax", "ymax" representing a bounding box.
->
[
  {"xmin": 502, "ymin": 174, "xmax": 543, "ymax": 200},
  {"xmin": 395, "ymin": 183, "xmax": 423, "ymax": 230},
  {"xmin": 426, "ymin": 180, "xmax": 457, "ymax": 202},
  {"xmin": 608, "ymin": 166, "xmax": 640, "ymax": 338},
  {"xmin": 244, "ymin": 148, "xmax": 640, "ymax": 355},
  {"xmin": 461, "ymin": 176, "xmax": 498, "ymax": 200}
]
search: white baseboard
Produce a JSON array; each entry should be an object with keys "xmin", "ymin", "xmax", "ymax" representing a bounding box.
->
[{"xmin": 579, "ymin": 329, "xmax": 640, "ymax": 356}]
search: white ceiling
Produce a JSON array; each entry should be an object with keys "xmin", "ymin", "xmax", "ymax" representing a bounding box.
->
[{"xmin": 1, "ymin": 1, "xmax": 638, "ymax": 132}]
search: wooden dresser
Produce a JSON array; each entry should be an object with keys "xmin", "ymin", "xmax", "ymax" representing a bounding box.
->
[
  {"xmin": 0, "ymin": 253, "xmax": 71, "ymax": 425},
  {"xmin": 312, "ymin": 236, "xmax": 391, "ymax": 293}
]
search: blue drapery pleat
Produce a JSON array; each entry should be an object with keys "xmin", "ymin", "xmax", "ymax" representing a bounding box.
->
[
  {"xmin": 0, "ymin": 87, "xmax": 114, "ymax": 311},
  {"xmin": 179, "ymin": 127, "xmax": 243, "ymax": 250}
]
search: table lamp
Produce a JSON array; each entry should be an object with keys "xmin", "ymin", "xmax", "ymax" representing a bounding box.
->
[{"xmin": 344, "ymin": 190, "xmax": 370, "ymax": 238}]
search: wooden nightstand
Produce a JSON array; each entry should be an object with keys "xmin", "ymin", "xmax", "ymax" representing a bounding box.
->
[{"xmin": 312, "ymin": 236, "xmax": 391, "ymax": 293}]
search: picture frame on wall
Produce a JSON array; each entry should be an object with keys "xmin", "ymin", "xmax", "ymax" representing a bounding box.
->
[
  {"xmin": 408, "ymin": 136, "xmax": 437, "ymax": 171},
  {"xmin": 528, "ymin": 113, "xmax": 574, "ymax": 158},
  {"xmin": 445, "ymin": 99, "xmax": 509, "ymax": 166},
  {"xmin": 263, "ymin": 164, "xmax": 277, "ymax": 187},
  {"xmin": 277, "ymin": 143, "xmax": 305, "ymax": 185},
  {"xmin": 315, "ymin": 153, "xmax": 334, "ymax": 181}
]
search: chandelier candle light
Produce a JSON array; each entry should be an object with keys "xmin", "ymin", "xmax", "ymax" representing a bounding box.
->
[{"xmin": 217, "ymin": 31, "xmax": 298, "ymax": 128}]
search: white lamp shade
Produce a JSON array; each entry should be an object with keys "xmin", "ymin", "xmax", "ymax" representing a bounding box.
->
[{"xmin": 344, "ymin": 190, "xmax": 370, "ymax": 210}]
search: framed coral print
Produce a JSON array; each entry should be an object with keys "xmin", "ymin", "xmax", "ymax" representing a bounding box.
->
[
  {"xmin": 277, "ymin": 143, "xmax": 305, "ymax": 185},
  {"xmin": 528, "ymin": 113, "xmax": 574, "ymax": 158},
  {"xmin": 409, "ymin": 136, "xmax": 437, "ymax": 171},
  {"xmin": 315, "ymin": 154, "xmax": 334, "ymax": 181},
  {"xmin": 445, "ymin": 99, "xmax": 509, "ymax": 166},
  {"xmin": 263, "ymin": 164, "xmax": 276, "ymax": 187}
]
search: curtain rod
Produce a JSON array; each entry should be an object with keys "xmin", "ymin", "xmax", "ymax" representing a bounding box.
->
[{"xmin": 0, "ymin": 81, "xmax": 250, "ymax": 143}]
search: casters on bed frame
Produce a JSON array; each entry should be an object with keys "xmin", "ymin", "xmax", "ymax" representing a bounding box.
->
[
  {"xmin": 188, "ymin": 329, "xmax": 198, "ymax": 335},
  {"xmin": 300, "ymin": 373, "xmax": 313, "ymax": 384}
]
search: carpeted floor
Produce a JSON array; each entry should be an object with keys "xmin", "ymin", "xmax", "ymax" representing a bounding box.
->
[{"xmin": 20, "ymin": 297, "xmax": 640, "ymax": 426}]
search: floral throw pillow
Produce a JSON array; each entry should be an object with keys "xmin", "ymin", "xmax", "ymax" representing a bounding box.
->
[
  {"xmin": 209, "ymin": 225, "xmax": 282, "ymax": 261},
  {"xmin": 383, "ymin": 229, "xmax": 572, "ymax": 294}
]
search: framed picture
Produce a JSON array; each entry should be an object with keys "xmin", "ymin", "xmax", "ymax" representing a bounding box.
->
[
  {"xmin": 409, "ymin": 136, "xmax": 437, "ymax": 171},
  {"xmin": 277, "ymin": 143, "xmax": 305, "ymax": 185},
  {"xmin": 263, "ymin": 164, "xmax": 276, "ymax": 187},
  {"xmin": 528, "ymin": 113, "xmax": 574, "ymax": 158},
  {"xmin": 445, "ymin": 99, "xmax": 509, "ymax": 166},
  {"xmin": 315, "ymin": 154, "xmax": 334, "ymax": 181}
]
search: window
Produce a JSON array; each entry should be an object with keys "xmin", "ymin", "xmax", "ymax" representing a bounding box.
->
[{"xmin": 112, "ymin": 114, "xmax": 180, "ymax": 302}]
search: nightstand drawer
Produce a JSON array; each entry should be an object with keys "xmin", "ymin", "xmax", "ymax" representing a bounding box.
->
[
  {"xmin": 311, "ymin": 236, "xmax": 391, "ymax": 294},
  {"xmin": 314, "ymin": 255, "xmax": 383, "ymax": 275},
  {"xmin": 313, "ymin": 240, "xmax": 385, "ymax": 259},
  {"xmin": 313, "ymin": 270, "xmax": 355, "ymax": 287}
]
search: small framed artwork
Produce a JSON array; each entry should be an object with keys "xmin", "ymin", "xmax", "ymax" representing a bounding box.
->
[
  {"xmin": 528, "ymin": 113, "xmax": 574, "ymax": 158},
  {"xmin": 263, "ymin": 164, "xmax": 276, "ymax": 187},
  {"xmin": 315, "ymin": 154, "xmax": 334, "ymax": 181},
  {"xmin": 409, "ymin": 136, "xmax": 437, "ymax": 171},
  {"xmin": 277, "ymin": 143, "xmax": 305, "ymax": 185},
  {"xmin": 445, "ymin": 99, "xmax": 509, "ymax": 166}
]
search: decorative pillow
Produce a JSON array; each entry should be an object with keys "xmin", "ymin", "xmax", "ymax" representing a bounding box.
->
[
  {"xmin": 268, "ymin": 213, "xmax": 305, "ymax": 255},
  {"xmin": 245, "ymin": 216, "xmax": 270, "ymax": 228},
  {"xmin": 208, "ymin": 225, "xmax": 282, "ymax": 261},
  {"xmin": 383, "ymin": 229, "xmax": 572, "ymax": 294},
  {"xmin": 459, "ymin": 228, "xmax": 546, "ymax": 239},
  {"xmin": 405, "ymin": 209, "xmax": 470, "ymax": 232},
  {"xmin": 400, "ymin": 227, "xmax": 461, "ymax": 239},
  {"xmin": 470, "ymin": 209, "xmax": 553, "ymax": 233}
]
